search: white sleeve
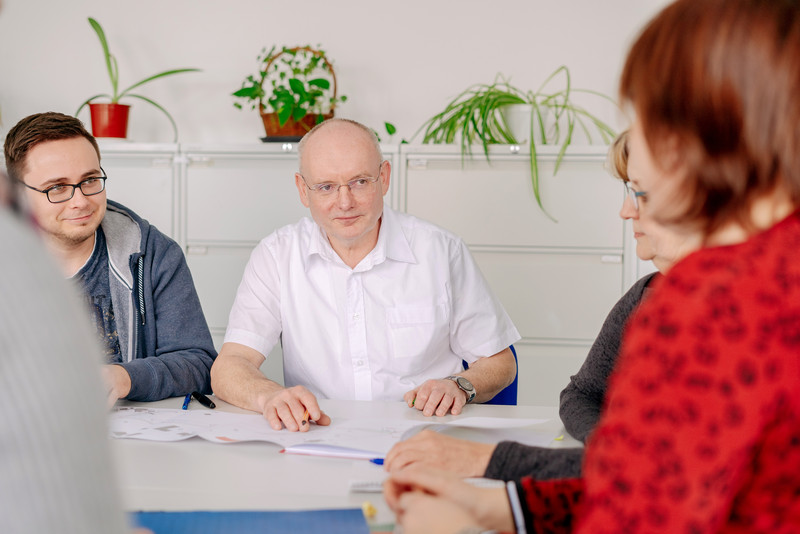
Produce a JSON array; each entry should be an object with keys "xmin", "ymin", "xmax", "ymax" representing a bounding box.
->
[
  {"xmin": 449, "ymin": 239, "xmax": 521, "ymax": 363},
  {"xmin": 223, "ymin": 238, "xmax": 283, "ymax": 357}
]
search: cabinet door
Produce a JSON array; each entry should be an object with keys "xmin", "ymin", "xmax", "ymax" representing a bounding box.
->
[
  {"xmin": 515, "ymin": 342, "xmax": 590, "ymax": 406},
  {"xmin": 186, "ymin": 245, "xmax": 252, "ymax": 331},
  {"xmin": 188, "ymin": 245, "xmax": 285, "ymax": 385},
  {"xmin": 100, "ymin": 152, "xmax": 176, "ymax": 239},
  {"xmin": 472, "ymin": 250, "xmax": 623, "ymax": 342},
  {"xmin": 404, "ymin": 156, "xmax": 622, "ymax": 248},
  {"xmin": 185, "ymin": 154, "xmax": 310, "ymax": 244}
]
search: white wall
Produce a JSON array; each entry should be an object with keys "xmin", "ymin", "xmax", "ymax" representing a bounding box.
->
[{"xmin": 0, "ymin": 0, "xmax": 670, "ymax": 145}]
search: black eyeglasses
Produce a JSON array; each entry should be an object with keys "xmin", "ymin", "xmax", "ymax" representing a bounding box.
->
[{"xmin": 21, "ymin": 169, "xmax": 108, "ymax": 204}]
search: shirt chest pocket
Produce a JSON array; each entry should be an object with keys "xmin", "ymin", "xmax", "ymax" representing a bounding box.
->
[{"xmin": 386, "ymin": 302, "xmax": 450, "ymax": 374}]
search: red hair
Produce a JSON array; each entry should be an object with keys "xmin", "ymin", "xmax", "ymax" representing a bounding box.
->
[{"xmin": 620, "ymin": 0, "xmax": 800, "ymax": 234}]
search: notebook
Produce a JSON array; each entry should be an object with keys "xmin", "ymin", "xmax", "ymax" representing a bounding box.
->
[{"xmin": 132, "ymin": 508, "xmax": 370, "ymax": 534}]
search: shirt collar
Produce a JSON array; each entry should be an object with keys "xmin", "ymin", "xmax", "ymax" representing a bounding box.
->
[{"xmin": 304, "ymin": 206, "xmax": 417, "ymax": 271}]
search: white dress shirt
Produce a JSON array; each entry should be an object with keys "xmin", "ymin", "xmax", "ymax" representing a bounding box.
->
[{"xmin": 224, "ymin": 206, "xmax": 520, "ymax": 401}]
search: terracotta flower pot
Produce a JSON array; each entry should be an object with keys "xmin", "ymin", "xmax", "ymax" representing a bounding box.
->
[
  {"xmin": 89, "ymin": 103, "xmax": 131, "ymax": 138},
  {"xmin": 260, "ymin": 112, "xmax": 333, "ymax": 140}
]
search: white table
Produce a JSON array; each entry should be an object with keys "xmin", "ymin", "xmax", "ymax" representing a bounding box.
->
[{"xmin": 111, "ymin": 397, "xmax": 581, "ymax": 528}]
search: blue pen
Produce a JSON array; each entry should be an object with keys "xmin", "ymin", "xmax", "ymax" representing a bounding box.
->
[
  {"xmin": 369, "ymin": 458, "xmax": 384, "ymax": 465},
  {"xmin": 182, "ymin": 393, "xmax": 192, "ymax": 410}
]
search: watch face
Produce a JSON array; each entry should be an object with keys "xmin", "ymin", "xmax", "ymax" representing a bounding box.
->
[{"xmin": 456, "ymin": 376, "xmax": 474, "ymax": 392}]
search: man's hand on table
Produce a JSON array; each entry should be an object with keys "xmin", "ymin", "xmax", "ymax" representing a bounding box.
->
[{"xmin": 259, "ymin": 385, "xmax": 331, "ymax": 432}]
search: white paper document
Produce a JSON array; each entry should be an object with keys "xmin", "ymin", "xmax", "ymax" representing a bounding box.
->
[{"xmin": 109, "ymin": 406, "xmax": 555, "ymax": 456}]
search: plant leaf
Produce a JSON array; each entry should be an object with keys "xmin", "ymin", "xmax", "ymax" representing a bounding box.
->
[
  {"xmin": 119, "ymin": 68, "xmax": 201, "ymax": 100},
  {"xmin": 308, "ymin": 78, "xmax": 330, "ymax": 89},
  {"xmin": 126, "ymin": 93, "xmax": 180, "ymax": 142},
  {"xmin": 277, "ymin": 104, "xmax": 293, "ymax": 126},
  {"xmin": 75, "ymin": 93, "xmax": 113, "ymax": 116},
  {"xmin": 87, "ymin": 18, "xmax": 119, "ymax": 99},
  {"xmin": 288, "ymin": 77, "xmax": 306, "ymax": 94}
]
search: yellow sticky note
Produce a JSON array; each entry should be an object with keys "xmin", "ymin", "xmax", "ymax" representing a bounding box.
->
[{"xmin": 362, "ymin": 501, "xmax": 377, "ymax": 520}]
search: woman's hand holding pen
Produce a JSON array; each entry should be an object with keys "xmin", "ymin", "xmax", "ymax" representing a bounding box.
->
[{"xmin": 259, "ymin": 385, "xmax": 331, "ymax": 432}]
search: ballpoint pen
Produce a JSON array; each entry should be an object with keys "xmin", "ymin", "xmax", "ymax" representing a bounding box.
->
[
  {"xmin": 181, "ymin": 393, "xmax": 192, "ymax": 410},
  {"xmin": 191, "ymin": 391, "xmax": 216, "ymax": 409}
]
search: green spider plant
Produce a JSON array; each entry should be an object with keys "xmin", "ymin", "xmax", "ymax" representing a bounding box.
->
[
  {"xmin": 75, "ymin": 17, "xmax": 200, "ymax": 141},
  {"xmin": 416, "ymin": 67, "xmax": 617, "ymax": 220}
]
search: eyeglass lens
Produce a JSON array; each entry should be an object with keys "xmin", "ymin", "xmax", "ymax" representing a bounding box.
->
[{"xmin": 47, "ymin": 178, "xmax": 106, "ymax": 203}]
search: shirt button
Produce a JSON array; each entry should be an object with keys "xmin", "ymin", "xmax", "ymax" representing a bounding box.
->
[
  {"xmin": 353, "ymin": 313, "xmax": 359, "ymax": 319},
  {"xmin": 356, "ymin": 360, "xmax": 364, "ymax": 366}
]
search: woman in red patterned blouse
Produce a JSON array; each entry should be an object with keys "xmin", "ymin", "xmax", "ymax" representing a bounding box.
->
[{"xmin": 385, "ymin": 1, "xmax": 800, "ymax": 532}]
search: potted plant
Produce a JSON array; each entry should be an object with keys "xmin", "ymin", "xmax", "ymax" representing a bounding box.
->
[
  {"xmin": 232, "ymin": 45, "xmax": 346, "ymax": 140},
  {"xmin": 75, "ymin": 17, "xmax": 200, "ymax": 141},
  {"xmin": 416, "ymin": 67, "xmax": 617, "ymax": 219}
]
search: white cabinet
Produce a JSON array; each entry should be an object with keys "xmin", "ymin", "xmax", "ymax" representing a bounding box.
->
[
  {"xmin": 98, "ymin": 141, "xmax": 179, "ymax": 241},
  {"xmin": 398, "ymin": 144, "xmax": 628, "ymax": 405}
]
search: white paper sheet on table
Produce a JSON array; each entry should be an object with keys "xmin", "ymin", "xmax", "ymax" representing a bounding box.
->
[{"xmin": 109, "ymin": 407, "xmax": 555, "ymax": 456}]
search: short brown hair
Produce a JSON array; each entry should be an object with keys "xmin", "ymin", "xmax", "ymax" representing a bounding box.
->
[
  {"xmin": 4, "ymin": 112, "xmax": 100, "ymax": 182},
  {"xmin": 620, "ymin": 0, "xmax": 800, "ymax": 234}
]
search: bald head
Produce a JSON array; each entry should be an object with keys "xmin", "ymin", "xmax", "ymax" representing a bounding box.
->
[{"xmin": 297, "ymin": 119, "xmax": 382, "ymax": 176}]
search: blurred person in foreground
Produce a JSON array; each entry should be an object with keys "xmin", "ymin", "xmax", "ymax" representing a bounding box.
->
[{"xmin": 0, "ymin": 171, "xmax": 132, "ymax": 531}]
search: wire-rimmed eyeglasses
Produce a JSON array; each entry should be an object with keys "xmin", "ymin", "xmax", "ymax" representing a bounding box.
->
[
  {"xmin": 300, "ymin": 163, "xmax": 383, "ymax": 198},
  {"xmin": 623, "ymin": 181, "xmax": 647, "ymax": 211},
  {"xmin": 21, "ymin": 169, "xmax": 108, "ymax": 204}
]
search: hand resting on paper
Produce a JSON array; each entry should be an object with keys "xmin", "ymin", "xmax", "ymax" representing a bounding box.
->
[
  {"xmin": 384, "ymin": 430, "xmax": 495, "ymax": 476},
  {"xmin": 384, "ymin": 466, "xmax": 515, "ymax": 534},
  {"xmin": 210, "ymin": 342, "xmax": 330, "ymax": 432},
  {"xmin": 404, "ymin": 378, "xmax": 468, "ymax": 416},
  {"xmin": 259, "ymin": 384, "xmax": 331, "ymax": 432}
]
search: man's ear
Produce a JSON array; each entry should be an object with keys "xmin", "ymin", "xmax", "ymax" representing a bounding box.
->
[
  {"xmin": 295, "ymin": 173, "xmax": 310, "ymax": 208},
  {"xmin": 380, "ymin": 160, "xmax": 391, "ymax": 196}
]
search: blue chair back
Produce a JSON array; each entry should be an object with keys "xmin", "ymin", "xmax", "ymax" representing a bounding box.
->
[{"xmin": 461, "ymin": 345, "xmax": 518, "ymax": 405}]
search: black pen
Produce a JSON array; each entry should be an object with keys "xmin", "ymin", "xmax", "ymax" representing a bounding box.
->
[{"xmin": 191, "ymin": 391, "xmax": 216, "ymax": 409}]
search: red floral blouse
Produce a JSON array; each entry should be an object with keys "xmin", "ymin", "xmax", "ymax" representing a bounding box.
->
[{"xmin": 521, "ymin": 211, "xmax": 800, "ymax": 533}]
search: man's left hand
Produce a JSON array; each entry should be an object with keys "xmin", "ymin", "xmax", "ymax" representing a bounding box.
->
[
  {"xmin": 404, "ymin": 378, "xmax": 467, "ymax": 416},
  {"xmin": 101, "ymin": 364, "xmax": 132, "ymax": 408}
]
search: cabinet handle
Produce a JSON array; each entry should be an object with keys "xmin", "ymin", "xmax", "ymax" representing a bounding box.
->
[
  {"xmin": 600, "ymin": 255, "xmax": 622, "ymax": 264},
  {"xmin": 408, "ymin": 159, "xmax": 428, "ymax": 170},
  {"xmin": 188, "ymin": 156, "xmax": 214, "ymax": 167},
  {"xmin": 186, "ymin": 245, "xmax": 208, "ymax": 255},
  {"xmin": 151, "ymin": 158, "xmax": 173, "ymax": 167}
]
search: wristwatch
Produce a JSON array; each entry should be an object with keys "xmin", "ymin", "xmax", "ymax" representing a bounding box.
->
[{"xmin": 445, "ymin": 375, "xmax": 476, "ymax": 404}]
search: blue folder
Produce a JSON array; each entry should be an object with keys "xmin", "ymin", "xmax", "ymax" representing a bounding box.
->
[{"xmin": 133, "ymin": 508, "xmax": 370, "ymax": 534}]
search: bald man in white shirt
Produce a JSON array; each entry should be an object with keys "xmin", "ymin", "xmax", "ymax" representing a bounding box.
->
[{"xmin": 211, "ymin": 119, "xmax": 519, "ymax": 431}]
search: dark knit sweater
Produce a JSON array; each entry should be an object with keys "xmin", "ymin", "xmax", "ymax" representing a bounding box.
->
[{"xmin": 484, "ymin": 273, "xmax": 657, "ymax": 481}]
